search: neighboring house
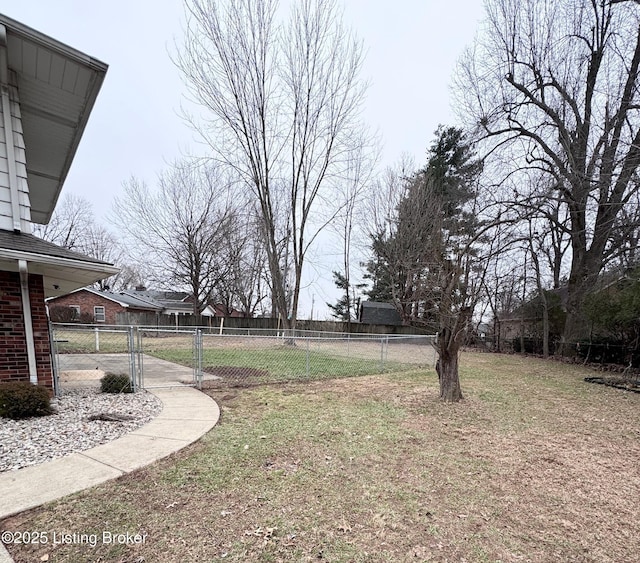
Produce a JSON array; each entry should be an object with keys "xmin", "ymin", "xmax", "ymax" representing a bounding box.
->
[
  {"xmin": 497, "ymin": 271, "xmax": 640, "ymax": 350},
  {"xmin": 497, "ymin": 287, "xmax": 568, "ymax": 352},
  {"xmin": 48, "ymin": 288, "xmax": 163, "ymax": 325},
  {"xmin": 0, "ymin": 15, "xmax": 114, "ymax": 389},
  {"xmin": 358, "ymin": 301, "xmax": 403, "ymax": 326},
  {"xmin": 47, "ymin": 287, "xmax": 250, "ymax": 324},
  {"xmin": 211, "ymin": 303, "xmax": 248, "ymax": 318},
  {"xmin": 124, "ymin": 288, "xmax": 216, "ymax": 317},
  {"xmin": 125, "ymin": 287, "xmax": 248, "ymax": 318}
]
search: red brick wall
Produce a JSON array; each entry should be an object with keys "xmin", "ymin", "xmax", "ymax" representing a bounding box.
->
[
  {"xmin": 0, "ymin": 271, "xmax": 52, "ymax": 388},
  {"xmin": 49, "ymin": 290, "xmax": 124, "ymax": 325}
]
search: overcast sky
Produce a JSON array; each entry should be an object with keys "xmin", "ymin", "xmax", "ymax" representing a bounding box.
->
[{"xmin": 7, "ymin": 1, "xmax": 485, "ymax": 319}]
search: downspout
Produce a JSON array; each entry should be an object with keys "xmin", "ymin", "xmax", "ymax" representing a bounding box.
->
[{"xmin": 18, "ymin": 260, "xmax": 38, "ymax": 385}]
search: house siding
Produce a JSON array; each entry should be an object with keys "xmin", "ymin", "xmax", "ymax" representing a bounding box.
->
[
  {"xmin": 0, "ymin": 81, "xmax": 32, "ymax": 232},
  {"xmin": 0, "ymin": 271, "xmax": 52, "ymax": 388}
]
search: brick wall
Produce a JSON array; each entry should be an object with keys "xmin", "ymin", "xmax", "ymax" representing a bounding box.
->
[
  {"xmin": 0, "ymin": 270, "xmax": 52, "ymax": 388},
  {"xmin": 50, "ymin": 290, "xmax": 126, "ymax": 325}
]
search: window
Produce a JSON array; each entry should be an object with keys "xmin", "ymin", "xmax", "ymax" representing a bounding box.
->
[{"xmin": 94, "ymin": 306, "xmax": 106, "ymax": 323}]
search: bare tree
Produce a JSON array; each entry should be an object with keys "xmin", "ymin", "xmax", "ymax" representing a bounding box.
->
[
  {"xmin": 213, "ymin": 205, "xmax": 269, "ymax": 316},
  {"xmin": 405, "ymin": 167, "xmax": 501, "ymax": 402},
  {"xmin": 364, "ymin": 127, "xmax": 504, "ymax": 402},
  {"xmin": 81, "ymin": 226, "xmax": 126, "ymax": 291},
  {"xmin": 112, "ymin": 162, "xmax": 235, "ymax": 314},
  {"xmin": 607, "ymin": 189, "xmax": 640, "ymax": 269},
  {"xmin": 32, "ymin": 193, "xmax": 94, "ymax": 251},
  {"xmin": 457, "ymin": 0, "xmax": 640, "ymax": 350},
  {"xmin": 360, "ymin": 156, "xmax": 416, "ymax": 305},
  {"xmin": 482, "ymin": 249, "xmax": 526, "ymax": 352},
  {"xmin": 360, "ymin": 155, "xmax": 415, "ymax": 242},
  {"xmin": 327, "ymin": 133, "xmax": 377, "ymax": 325},
  {"xmin": 176, "ymin": 0, "xmax": 369, "ymax": 328},
  {"xmin": 105, "ymin": 263, "xmax": 147, "ymax": 293}
]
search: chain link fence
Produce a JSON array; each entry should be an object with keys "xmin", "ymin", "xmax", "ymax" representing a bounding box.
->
[
  {"xmin": 51, "ymin": 324, "xmax": 437, "ymax": 392},
  {"xmin": 148, "ymin": 330, "xmax": 436, "ymax": 388},
  {"xmin": 50, "ymin": 324, "xmax": 143, "ymax": 396}
]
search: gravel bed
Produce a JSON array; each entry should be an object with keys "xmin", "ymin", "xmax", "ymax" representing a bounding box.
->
[{"xmin": 0, "ymin": 389, "xmax": 163, "ymax": 472}]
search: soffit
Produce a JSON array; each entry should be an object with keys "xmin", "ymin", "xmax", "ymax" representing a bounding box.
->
[{"xmin": 0, "ymin": 14, "xmax": 107, "ymax": 224}]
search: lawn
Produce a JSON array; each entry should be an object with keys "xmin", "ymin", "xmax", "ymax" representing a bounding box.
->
[
  {"xmin": 52, "ymin": 329, "xmax": 430, "ymax": 386},
  {"xmin": 3, "ymin": 352, "xmax": 639, "ymax": 562},
  {"xmin": 53, "ymin": 328, "xmax": 130, "ymax": 354},
  {"xmin": 151, "ymin": 346, "xmax": 406, "ymax": 384}
]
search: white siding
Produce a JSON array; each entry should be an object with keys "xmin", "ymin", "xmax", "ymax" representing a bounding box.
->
[{"xmin": 0, "ymin": 82, "xmax": 31, "ymax": 232}]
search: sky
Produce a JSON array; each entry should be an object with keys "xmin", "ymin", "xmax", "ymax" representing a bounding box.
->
[{"xmin": 6, "ymin": 0, "xmax": 486, "ymax": 319}]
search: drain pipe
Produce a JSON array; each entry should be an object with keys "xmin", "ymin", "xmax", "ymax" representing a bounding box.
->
[{"xmin": 18, "ymin": 260, "xmax": 38, "ymax": 385}]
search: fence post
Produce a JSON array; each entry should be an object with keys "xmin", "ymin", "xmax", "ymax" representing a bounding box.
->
[
  {"xmin": 127, "ymin": 326, "xmax": 136, "ymax": 392},
  {"xmin": 94, "ymin": 327, "xmax": 100, "ymax": 352},
  {"xmin": 380, "ymin": 337, "xmax": 384, "ymax": 372},
  {"xmin": 194, "ymin": 329, "xmax": 203, "ymax": 390},
  {"xmin": 385, "ymin": 335, "xmax": 389, "ymax": 369},
  {"xmin": 136, "ymin": 326, "xmax": 144, "ymax": 390},
  {"xmin": 48, "ymin": 321, "xmax": 60, "ymax": 397},
  {"xmin": 306, "ymin": 336, "xmax": 310, "ymax": 377}
]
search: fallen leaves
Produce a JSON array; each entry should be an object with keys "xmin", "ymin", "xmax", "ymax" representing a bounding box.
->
[{"xmin": 243, "ymin": 526, "xmax": 277, "ymax": 538}]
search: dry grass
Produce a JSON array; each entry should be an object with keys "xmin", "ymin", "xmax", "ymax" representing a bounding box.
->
[{"xmin": 3, "ymin": 352, "xmax": 640, "ymax": 562}]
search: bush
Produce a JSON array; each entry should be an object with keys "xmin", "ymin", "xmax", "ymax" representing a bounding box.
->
[
  {"xmin": 575, "ymin": 338, "xmax": 640, "ymax": 366},
  {"xmin": 100, "ymin": 373, "xmax": 134, "ymax": 393},
  {"xmin": 511, "ymin": 336, "xmax": 560, "ymax": 356},
  {"xmin": 48, "ymin": 305, "xmax": 79, "ymax": 323},
  {"xmin": 0, "ymin": 382, "xmax": 53, "ymax": 419}
]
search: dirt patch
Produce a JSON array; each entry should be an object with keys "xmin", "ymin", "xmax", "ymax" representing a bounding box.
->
[{"xmin": 203, "ymin": 365, "xmax": 270, "ymax": 380}]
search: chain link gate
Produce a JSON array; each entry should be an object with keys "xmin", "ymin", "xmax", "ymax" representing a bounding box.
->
[
  {"xmin": 49, "ymin": 324, "xmax": 205, "ymax": 394},
  {"xmin": 49, "ymin": 323, "xmax": 139, "ymax": 395},
  {"xmin": 133, "ymin": 327, "xmax": 201, "ymax": 390}
]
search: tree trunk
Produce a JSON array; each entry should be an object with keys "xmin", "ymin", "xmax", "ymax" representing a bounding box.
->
[
  {"xmin": 437, "ymin": 347, "xmax": 463, "ymax": 402},
  {"xmin": 559, "ymin": 272, "xmax": 593, "ymax": 356},
  {"xmin": 542, "ymin": 303, "xmax": 549, "ymax": 358}
]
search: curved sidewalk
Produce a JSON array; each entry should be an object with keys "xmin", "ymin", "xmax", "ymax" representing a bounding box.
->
[{"xmin": 0, "ymin": 379, "xmax": 220, "ymax": 563}]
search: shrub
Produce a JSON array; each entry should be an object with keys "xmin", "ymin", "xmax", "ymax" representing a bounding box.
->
[
  {"xmin": 48, "ymin": 305, "xmax": 79, "ymax": 323},
  {"xmin": 0, "ymin": 382, "xmax": 53, "ymax": 420},
  {"xmin": 100, "ymin": 373, "xmax": 134, "ymax": 394},
  {"xmin": 575, "ymin": 338, "xmax": 640, "ymax": 366}
]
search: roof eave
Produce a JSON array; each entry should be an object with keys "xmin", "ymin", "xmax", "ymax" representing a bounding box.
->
[
  {"xmin": 0, "ymin": 14, "xmax": 107, "ymax": 72},
  {"xmin": 0, "ymin": 246, "xmax": 117, "ymax": 274},
  {"xmin": 0, "ymin": 13, "xmax": 108, "ymax": 224}
]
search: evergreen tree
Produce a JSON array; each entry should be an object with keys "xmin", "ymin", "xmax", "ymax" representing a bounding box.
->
[
  {"xmin": 362, "ymin": 125, "xmax": 491, "ymax": 401},
  {"xmin": 327, "ymin": 271, "xmax": 365, "ymax": 322}
]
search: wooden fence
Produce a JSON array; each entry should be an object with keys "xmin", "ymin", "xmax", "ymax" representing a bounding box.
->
[{"xmin": 114, "ymin": 311, "xmax": 429, "ymax": 335}]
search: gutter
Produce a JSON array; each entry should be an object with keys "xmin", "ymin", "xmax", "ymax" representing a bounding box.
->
[
  {"xmin": 18, "ymin": 260, "xmax": 38, "ymax": 385},
  {"xmin": 0, "ymin": 247, "xmax": 120, "ymax": 276}
]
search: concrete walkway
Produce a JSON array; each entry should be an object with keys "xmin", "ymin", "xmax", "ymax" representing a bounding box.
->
[{"xmin": 0, "ymin": 357, "xmax": 220, "ymax": 563}]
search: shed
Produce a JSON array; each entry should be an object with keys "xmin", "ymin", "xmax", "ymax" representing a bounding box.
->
[{"xmin": 358, "ymin": 301, "xmax": 403, "ymax": 326}]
